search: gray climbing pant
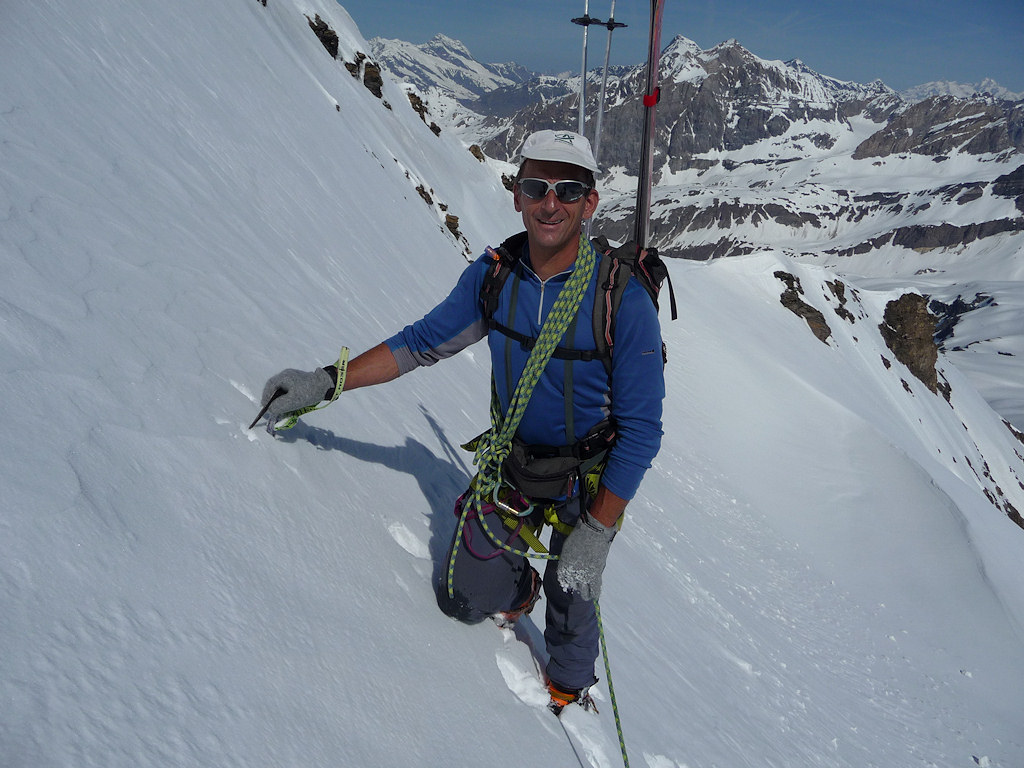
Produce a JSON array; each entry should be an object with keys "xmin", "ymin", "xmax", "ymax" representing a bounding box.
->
[{"xmin": 436, "ymin": 491, "xmax": 599, "ymax": 690}]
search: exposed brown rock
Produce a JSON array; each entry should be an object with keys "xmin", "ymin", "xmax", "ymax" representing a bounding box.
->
[
  {"xmin": 362, "ymin": 62, "xmax": 384, "ymax": 98},
  {"xmin": 878, "ymin": 294, "xmax": 938, "ymax": 392},
  {"xmin": 775, "ymin": 271, "xmax": 832, "ymax": 343},
  {"xmin": 306, "ymin": 14, "xmax": 338, "ymax": 59},
  {"xmin": 407, "ymin": 92, "xmax": 428, "ymax": 121}
]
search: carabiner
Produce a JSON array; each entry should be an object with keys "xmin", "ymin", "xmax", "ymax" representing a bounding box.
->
[{"xmin": 492, "ymin": 482, "xmax": 534, "ymax": 518}]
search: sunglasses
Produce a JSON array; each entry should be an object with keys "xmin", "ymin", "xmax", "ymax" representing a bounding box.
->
[{"xmin": 517, "ymin": 178, "xmax": 592, "ymax": 203}]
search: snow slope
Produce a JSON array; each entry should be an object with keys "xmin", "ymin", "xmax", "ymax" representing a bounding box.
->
[{"xmin": 2, "ymin": 2, "xmax": 1023, "ymax": 767}]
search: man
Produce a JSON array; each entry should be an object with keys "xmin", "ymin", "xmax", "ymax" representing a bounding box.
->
[{"xmin": 259, "ymin": 129, "xmax": 664, "ymax": 712}]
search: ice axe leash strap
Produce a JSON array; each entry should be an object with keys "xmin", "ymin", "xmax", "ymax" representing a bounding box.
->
[{"xmin": 268, "ymin": 347, "xmax": 349, "ymax": 432}]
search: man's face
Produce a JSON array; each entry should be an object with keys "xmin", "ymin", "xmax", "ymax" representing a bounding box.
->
[{"xmin": 514, "ymin": 159, "xmax": 599, "ymax": 262}]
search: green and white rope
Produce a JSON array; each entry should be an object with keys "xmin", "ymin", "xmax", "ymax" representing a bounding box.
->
[{"xmin": 597, "ymin": 600, "xmax": 630, "ymax": 768}]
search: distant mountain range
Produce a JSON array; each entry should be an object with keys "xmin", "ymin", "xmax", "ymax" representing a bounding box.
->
[
  {"xmin": 370, "ymin": 34, "xmax": 1023, "ymax": 172},
  {"xmin": 370, "ymin": 33, "xmax": 1023, "ymax": 257},
  {"xmin": 902, "ymin": 78, "xmax": 1023, "ymax": 102},
  {"xmin": 371, "ymin": 34, "xmax": 1023, "ymax": 110}
]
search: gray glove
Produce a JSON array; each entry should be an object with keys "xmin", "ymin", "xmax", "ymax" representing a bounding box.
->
[
  {"xmin": 261, "ymin": 367, "xmax": 334, "ymax": 420},
  {"xmin": 556, "ymin": 511, "xmax": 617, "ymax": 601}
]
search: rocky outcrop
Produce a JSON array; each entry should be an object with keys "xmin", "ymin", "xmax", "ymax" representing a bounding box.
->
[
  {"xmin": 344, "ymin": 52, "xmax": 387, "ymax": 101},
  {"xmin": 853, "ymin": 96, "xmax": 1024, "ymax": 159},
  {"xmin": 775, "ymin": 271, "xmax": 832, "ymax": 343},
  {"xmin": 993, "ymin": 163, "xmax": 1024, "ymax": 213},
  {"xmin": 827, "ymin": 218, "xmax": 1024, "ymax": 259},
  {"xmin": 993, "ymin": 163, "xmax": 1024, "ymax": 196},
  {"xmin": 930, "ymin": 293, "xmax": 997, "ymax": 349},
  {"xmin": 307, "ymin": 14, "xmax": 338, "ymax": 59},
  {"xmin": 444, "ymin": 214, "xmax": 462, "ymax": 239},
  {"xmin": 404, "ymin": 91, "xmax": 441, "ymax": 134},
  {"xmin": 878, "ymin": 294, "xmax": 939, "ymax": 393}
]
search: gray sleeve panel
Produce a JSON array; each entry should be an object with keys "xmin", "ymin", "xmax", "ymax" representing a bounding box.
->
[{"xmin": 389, "ymin": 318, "xmax": 489, "ymax": 375}]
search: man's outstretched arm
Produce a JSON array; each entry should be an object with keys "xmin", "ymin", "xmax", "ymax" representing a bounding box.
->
[{"xmin": 341, "ymin": 342, "xmax": 399, "ymax": 392}]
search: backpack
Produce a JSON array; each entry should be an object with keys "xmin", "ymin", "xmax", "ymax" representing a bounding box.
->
[{"xmin": 480, "ymin": 231, "xmax": 676, "ymax": 375}]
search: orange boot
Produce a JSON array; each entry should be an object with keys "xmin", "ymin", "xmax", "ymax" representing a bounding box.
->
[{"xmin": 547, "ymin": 679, "xmax": 598, "ymax": 715}]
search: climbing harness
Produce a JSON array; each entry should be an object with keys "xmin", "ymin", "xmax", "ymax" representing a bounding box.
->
[{"xmin": 446, "ymin": 233, "xmax": 597, "ymax": 598}]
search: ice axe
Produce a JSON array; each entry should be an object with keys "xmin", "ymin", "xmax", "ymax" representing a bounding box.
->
[{"xmin": 248, "ymin": 387, "xmax": 284, "ymax": 430}]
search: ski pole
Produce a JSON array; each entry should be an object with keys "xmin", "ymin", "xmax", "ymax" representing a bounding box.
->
[
  {"xmin": 571, "ymin": 1, "xmax": 602, "ymax": 136},
  {"xmin": 592, "ymin": 1, "xmax": 627, "ymax": 166}
]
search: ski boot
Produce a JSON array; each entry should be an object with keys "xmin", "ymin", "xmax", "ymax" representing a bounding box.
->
[{"xmin": 547, "ymin": 679, "xmax": 598, "ymax": 716}]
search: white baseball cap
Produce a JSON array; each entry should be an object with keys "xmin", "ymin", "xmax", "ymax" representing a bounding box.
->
[{"xmin": 519, "ymin": 130, "xmax": 599, "ymax": 174}]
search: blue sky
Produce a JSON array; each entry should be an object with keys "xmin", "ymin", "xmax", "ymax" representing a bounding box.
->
[{"xmin": 337, "ymin": 0, "xmax": 1024, "ymax": 93}]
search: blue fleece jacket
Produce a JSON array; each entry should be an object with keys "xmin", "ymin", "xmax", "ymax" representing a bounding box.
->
[{"xmin": 385, "ymin": 242, "xmax": 664, "ymax": 500}]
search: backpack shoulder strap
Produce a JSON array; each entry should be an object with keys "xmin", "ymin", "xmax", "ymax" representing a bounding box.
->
[
  {"xmin": 590, "ymin": 235, "xmax": 675, "ymax": 374},
  {"xmin": 591, "ymin": 237, "xmax": 635, "ymax": 375},
  {"xmin": 480, "ymin": 231, "xmax": 528, "ymax": 321}
]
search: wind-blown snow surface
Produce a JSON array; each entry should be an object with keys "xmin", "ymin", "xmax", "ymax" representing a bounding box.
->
[{"xmin": 2, "ymin": 2, "xmax": 1023, "ymax": 767}]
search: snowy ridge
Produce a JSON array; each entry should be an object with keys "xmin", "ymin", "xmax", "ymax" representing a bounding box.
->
[
  {"xmin": 664, "ymin": 35, "xmax": 898, "ymax": 108},
  {"xmin": 370, "ymin": 33, "xmax": 532, "ymax": 103},
  {"xmin": 2, "ymin": 1, "xmax": 1023, "ymax": 767},
  {"xmin": 903, "ymin": 78, "xmax": 1024, "ymax": 103}
]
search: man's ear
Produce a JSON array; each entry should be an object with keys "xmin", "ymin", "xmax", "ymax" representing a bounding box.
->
[
  {"xmin": 513, "ymin": 184, "xmax": 524, "ymax": 213},
  {"xmin": 582, "ymin": 188, "xmax": 599, "ymax": 219}
]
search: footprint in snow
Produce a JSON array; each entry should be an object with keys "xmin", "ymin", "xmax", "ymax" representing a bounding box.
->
[
  {"xmin": 494, "ymin": 650, "xmax": 548, "ymax": 708},
  {"xmin": 387, "ymin": 522, "xmax": 429, "ymax": 559}
]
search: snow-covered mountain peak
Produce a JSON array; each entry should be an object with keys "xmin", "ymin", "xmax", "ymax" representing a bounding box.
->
[
  {"xmin": 370, "ymin": 33, "xmax": 533, "ymax": 102},
  {"xmin": 423, "ymin": 32, "xmax": 472, "ymax": 58},
  {"xmin": 659, "ymin": 34, "xmax": 707, "ymax": 82},
  {"xmin": 710, "ymin": 36, "xmax": 744, "ymax": 51},
  {"xmin": 661, "ymin": 33, "xmax": 704, "ymax": 59}
]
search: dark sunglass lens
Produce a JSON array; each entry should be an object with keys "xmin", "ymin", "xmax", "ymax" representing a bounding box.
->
[
  {"xmin": 519, "ymin": 179, "xmax": 548, "ymax": 199},
  {"xmin": 555, "ymin": 182, "xmax": 586, "ymax": 202}
]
